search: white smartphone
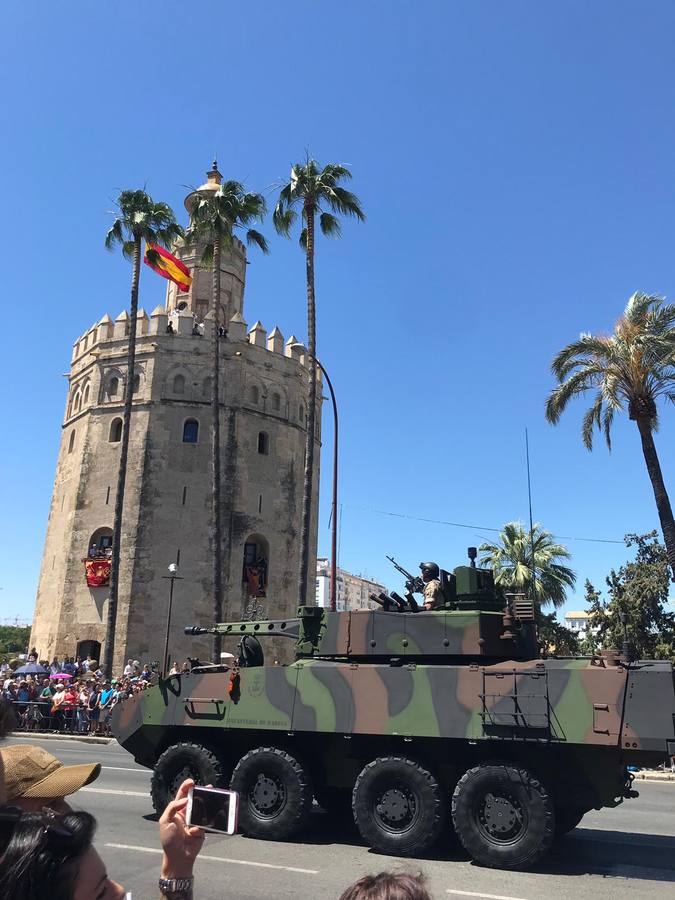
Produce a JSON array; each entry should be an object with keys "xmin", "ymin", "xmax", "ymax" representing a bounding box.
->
[{"xmin": 186, "ymin": 785, "xmax": 239, "ymax": 835}]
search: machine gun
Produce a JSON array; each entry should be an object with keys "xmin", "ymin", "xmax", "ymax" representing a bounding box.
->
[{"xmin": 386, "ymin": 555, "xmax": 424, "ymax": 594}]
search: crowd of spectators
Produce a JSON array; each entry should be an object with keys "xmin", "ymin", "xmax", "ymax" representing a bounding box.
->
[{"xmin": 0, "ymin": 651, "xmax": 157, "ymax": 735}]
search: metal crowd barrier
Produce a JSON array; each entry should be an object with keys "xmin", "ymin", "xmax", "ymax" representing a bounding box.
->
[{"xmin": 7, "ymin": 700, "xmax": 95, "ymax": 734}]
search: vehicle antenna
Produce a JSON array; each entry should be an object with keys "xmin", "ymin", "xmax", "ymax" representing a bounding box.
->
[{"xmin": 525, "ymin": 428, "xmax": 537, "ymax": 609}]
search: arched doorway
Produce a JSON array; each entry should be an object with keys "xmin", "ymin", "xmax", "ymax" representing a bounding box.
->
[{"xmin": 76, "ymin": 640, "xmax": 101, "ymax": 664}]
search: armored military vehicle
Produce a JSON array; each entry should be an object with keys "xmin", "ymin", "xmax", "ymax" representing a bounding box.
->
[{"xmin": 112, "ymin": 557, "xmax": 675, "ymax": 870}]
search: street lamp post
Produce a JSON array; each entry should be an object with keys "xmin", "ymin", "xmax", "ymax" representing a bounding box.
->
[
  {"xmin": 291, "ymin": 345, "xmax": 339, "ymax": 612},
  {"xmin": 162, "ymin": 562, "xmax": 182, "ymax": 676}
]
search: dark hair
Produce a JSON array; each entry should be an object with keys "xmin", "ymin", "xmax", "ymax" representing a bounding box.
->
[
  {"xmin": 338, "ymin": 872, "xmax": 433, "ymax": 900},
  {"xmin": 0, "ymin": 810, "xmax": 96, "ymax": 900}
]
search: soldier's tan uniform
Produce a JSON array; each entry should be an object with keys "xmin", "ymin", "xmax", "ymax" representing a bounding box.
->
[{"xmin": 423, "ymin": 579, "xmax": 442, "ymax": 610}]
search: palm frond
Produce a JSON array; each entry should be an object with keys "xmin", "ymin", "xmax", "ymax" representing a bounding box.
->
[
  {"xmin": 319, "ymin": 212, "xmax": 342, "ymax": 238},
  {"xmin": 581, "ymin": 392, "xmax": 603, "ymax": 450},
  {"xmin": 246, "ymin": 228, "xmax": 269, "ymax": 254},
  {"xmin": 105, "ymin": 219, "xmax": 124, "ymax": 250},
  {"xmin": 299, "ymin": 227, "xmax": 307, "ymax": 250}
]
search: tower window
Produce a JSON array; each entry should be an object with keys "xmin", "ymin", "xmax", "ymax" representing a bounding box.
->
[
  {"xmin": 250, "ymin": 385, "xmax": 259, "ymax": 405},
  {"xmin": 88, "ymin": 527, "xmax": 113, "ymax": 558},
  {"xmin": 83, "ymin": 384, "xmax": 90, "ymax": 405},
  {"xmin": 108, "ymin": 377, "xmax": 119, "ymax": 398},
  {"xmin": 173, "ymin": 374, "xmax": 185, "ymax": 395},
  {"xmin": 109, "ymin": 418, "xmax": 123, "ymax": 442},
  {"xmin": 257, "ymin": 432, "xmax": 269, "ymax": 455},
  {"xmin": 132, "ymin": 374, "xmax": 140, "ymax": 394},
  {"xmin": 203, "ymin": 377, "xmax": 212, "ymax": 400},
  {"xmin": 183, "ymin": 419, "xmax": 199, "ymax": 443},
  {"xmin": 243, "ymin": 535, "xmax": 269, "ymax": 598},
  {"xmin": 272, "ymin": 393, "xmax": 281, "ymax": 412},
  {"xmin": 299, "ymin": 403, "xmax": 305, "ymax": 423},
  {"xmin": 68, "ymin": 431, "xmax": 75, "ymax": 453}
]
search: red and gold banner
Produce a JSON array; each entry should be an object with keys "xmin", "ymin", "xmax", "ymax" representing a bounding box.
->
[
  {"xmin": 144, "ymin": 242, "xmax": 192, "ymax": 292},
  {"xmin": 84, "ymin": 558, "xmax": 111, "ymax": 587}
]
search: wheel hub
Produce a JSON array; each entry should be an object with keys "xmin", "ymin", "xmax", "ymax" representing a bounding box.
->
[
  {"xmin": 375, "ymin": 785, "xmax": 417, "ymax": 831},
  {"xmin": 171, "ymin": 765, "xmax": 198, "ymax": 795},
  {"xmin": 250, "ymin": 773, "xmax": 285, "ymax": 816},
  {"xmin": 479, "ymin": 791, "xmax": 524, "ymax": 841}
]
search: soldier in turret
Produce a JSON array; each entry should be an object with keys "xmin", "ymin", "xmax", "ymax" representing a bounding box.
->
[{"xmin": 419, "ymin": 562, "xmax": 443, "ymax": 610}]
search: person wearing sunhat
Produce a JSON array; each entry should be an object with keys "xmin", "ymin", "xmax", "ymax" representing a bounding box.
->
[{"xmin": 0, "ymin": 743, "xmax": 101, "ymax": 812}]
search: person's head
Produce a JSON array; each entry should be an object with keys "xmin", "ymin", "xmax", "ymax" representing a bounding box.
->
[
  {"xmin": 0, "ymin": 744, "xmax": 101, "ymax": 813},
  {"xmin": 0, "ymin": 809, "xmax": 125, "ymax": 900},
  {"xmin": 338, "ymin": 872, "xmax": 433, "ymax": 900},
  {"xmin": 419, "ymin": 562, "xmax": 439, "ymax": 583}
]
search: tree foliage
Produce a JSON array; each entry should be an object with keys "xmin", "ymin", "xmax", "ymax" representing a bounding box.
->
[
  {"xmin": 545, "ymin": 292, "xmax": 675, "ymax": 577},
  {"xmin": 183, "ymin": 179, "xmax": 268, "ymax": 265},
  {"xmin": 105, "ymin": 189, "xmax": 183, "ymax": 258},
  {"xmin": 0, "ymin": 625, "xmax": 30, "ymax": 658},
  {"xmin": 586, "ymin": 532, "xmax": 675, "ymax": 661},
  {"xmin": 537, "ymin": 612, "xmax": 580, "ymax": 655},
  {"xmin": 478, "ymin": 522, "xmax": 576, "ymax": 609}
]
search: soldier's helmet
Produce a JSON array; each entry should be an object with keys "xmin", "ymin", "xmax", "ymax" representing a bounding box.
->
[{"xmin": 419, "ymin": 561, "xmax": 440, "ymax": 579}]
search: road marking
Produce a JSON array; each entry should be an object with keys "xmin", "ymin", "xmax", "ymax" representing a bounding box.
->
[
  {"xmin": 105, "ymin": 843, "xmax": 318, "ymax": 874},
  {"xmin": 102, "ymin": 766, "xmax": 149, "ymax": 773},
  {"xmin": 81, "ymin": 788, "xmax": 147, "ymax": 797},
  {"xmin": 447, "ymin": 891, "xmax": 530, "ymax": 900}
]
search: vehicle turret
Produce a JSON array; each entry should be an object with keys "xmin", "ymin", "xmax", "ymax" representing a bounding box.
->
[{"xmin": 184, "ymin": 562, "xmax": 538, "ymax": 663}]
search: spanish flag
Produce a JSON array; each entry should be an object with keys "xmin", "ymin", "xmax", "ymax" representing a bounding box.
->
[{"xmin": 144, "ymin": 243, "xmax": 192, "ymax": 292}]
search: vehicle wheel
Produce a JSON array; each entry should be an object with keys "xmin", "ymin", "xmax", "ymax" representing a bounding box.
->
[
  {"xmin": 452, "ymin": 763, "xmax": 554, "ymax": 870},
  {"xmin": 315, "ymin": 785, "xmax": 353, "ymax": 818},
  {"xmin": 151, "ymin": 742, "xmax": 227, "ymax": 815},
  {"xmin": 231, "ymin": 746, "xmax": 313, "ymax": 840},
  {"xmin": 554, "ymin": 806, "xmax": 586, "ymax": 837},
  {"xmin": 352, "ymin": 756, "xmax": 446, "ymax": 856}
]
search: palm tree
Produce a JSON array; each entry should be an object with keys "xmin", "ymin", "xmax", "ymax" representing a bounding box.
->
[
  {"xmin": 103, "ymin": 190, "xmax": 182, "ymax": 676},
  {"xmin": 183, "ymin": 169, "xmax": 268, "ymax": 661},
  {"xmin": 478, "ymin": 522, "xmax": 576, "ymax": 609},
  {"xmin": 273, "ymin": 158, "xmax": 365, "ymax": 606},
  {"xmin": 545, "ymin": 292, "xmax": 675, "ymax": 579}
]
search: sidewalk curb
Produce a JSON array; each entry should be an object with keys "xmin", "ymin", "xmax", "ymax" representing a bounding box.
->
[
  {"xmin": 9, "ymin": 731, "xmax": 117, "ymax": 746},
  {"xmin": 633, "ymin": 772, "xmax": 675, "ymax": 782}
]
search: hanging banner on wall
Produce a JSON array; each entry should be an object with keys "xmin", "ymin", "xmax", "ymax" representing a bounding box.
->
[
  {"xmin": 84, "ymin": 558, "xmax": 111, "ymax": 587},
  {"xmin": 245, "ymin": 565, "xmax": 266, "ymax": 598}
]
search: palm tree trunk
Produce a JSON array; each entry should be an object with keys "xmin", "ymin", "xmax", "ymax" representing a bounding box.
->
[
  {"xmin": 636, "ymin": 417, "xmax": 675, "ymax": 579},
  {"xmin": 103, "ymin": 236, "xmax": 141, "ymax": 676},
  {"xmin": 211, "ymin": 233, "xmax": 223, "ymax": 661},
  {"xmin": 298, "ymin": 206, "xmax": 317, "ymax": 607}
]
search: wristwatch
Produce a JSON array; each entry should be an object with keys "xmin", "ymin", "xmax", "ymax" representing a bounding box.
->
[{"xmin": 158, "ymin": 876, "xmax": 194, "ymax": 895}]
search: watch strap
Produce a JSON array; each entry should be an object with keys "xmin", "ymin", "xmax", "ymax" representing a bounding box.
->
[{"xmin": 158, "ymin": 876, "xmax": 194, "ymax": 895}]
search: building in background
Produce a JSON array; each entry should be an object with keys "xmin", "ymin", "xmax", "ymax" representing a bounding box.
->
[
  {"xmin": 30, "ymin": 164, "xmax": 322, "ymax": 672},
  {"xmin": 315, "ymin": 558, "xmax": 387, "ymax": 611},
  {"xmin": 564, "ymin": 611, "xmax": 599, "ymax": 643}
]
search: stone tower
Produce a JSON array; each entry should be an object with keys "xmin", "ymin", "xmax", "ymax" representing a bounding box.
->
[{"xmin": 30, "ymin": 165, "xmax": 321, "ymax": 672}]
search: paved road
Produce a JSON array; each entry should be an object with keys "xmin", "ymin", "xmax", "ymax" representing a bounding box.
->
[{"xmin": 6, "ymin": 736, "xmax": 675, "ymax": 900}]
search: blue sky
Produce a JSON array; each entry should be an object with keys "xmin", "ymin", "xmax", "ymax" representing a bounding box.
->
[{"xmin": 1, "ymin": 1, "xmax": 675, "ymax": 623}]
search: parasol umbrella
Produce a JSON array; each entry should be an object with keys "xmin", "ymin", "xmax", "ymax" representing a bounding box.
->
[
  {"xmin": 50, "ymin": 672, "xmax": 73, "ymax": 680},
  {"xmin": 14, "ymin": 663, "xmax": 50, "ymax": 676}
]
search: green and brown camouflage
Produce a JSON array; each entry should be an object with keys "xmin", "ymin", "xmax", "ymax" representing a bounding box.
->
[{"xmin": 112, "ymin": 561, "xmax": 675, "ymax": 867}]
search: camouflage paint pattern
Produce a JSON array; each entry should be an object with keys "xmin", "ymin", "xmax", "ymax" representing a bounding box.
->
[{"xmin": 112, "ymin": 606, "xmax": 675, "ymax": 812}]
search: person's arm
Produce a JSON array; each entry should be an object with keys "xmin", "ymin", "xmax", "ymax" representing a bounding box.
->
[{"xmin": 157, "ymin": 778, "xmax": 204, "ymax": 900}]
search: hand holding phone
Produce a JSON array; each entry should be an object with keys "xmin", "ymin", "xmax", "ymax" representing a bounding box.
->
[{"xmin": 186, "ymin": 786, "xmax": 239, "ymax": 835}]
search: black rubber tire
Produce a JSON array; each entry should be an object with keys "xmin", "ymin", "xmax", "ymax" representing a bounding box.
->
[
  {"xmin": 151, "ymin": 742, "xmax": 227, "ymax": 815},
  {"xmin": 230, "ymin": 746, "xmax": 313, "ymax": 840},
  {"xmin": 554, "ymin": 806, "xmax": 586, "ymax": 837},
  {"xmin": 452, "ymin": 764, "xmax": 554, "ymax": 870},
  {"xmin": 315, "ymin": 785, "xmax": 353, "ymax": 818},
  {"xmin": 352, "ymin": 756, "xmax": 446, "ymax": 857}
]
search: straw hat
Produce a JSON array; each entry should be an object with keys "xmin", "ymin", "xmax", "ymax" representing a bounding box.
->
[{"xmin": 0, "ymin": 744, "xmax": 101, "ymax": 801}]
